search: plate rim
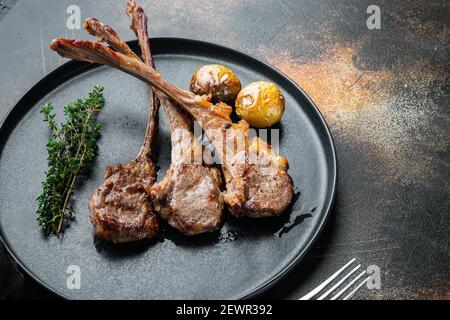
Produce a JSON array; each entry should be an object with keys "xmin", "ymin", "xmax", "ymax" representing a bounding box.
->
[{"xmin": 0, "ymin": 37, "xmax": 337, "ymax": 300}]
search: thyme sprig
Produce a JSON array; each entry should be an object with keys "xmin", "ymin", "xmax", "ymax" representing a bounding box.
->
[{"xmin": 37, "ymin": 85, "xmax": 105, "ymax": 235}]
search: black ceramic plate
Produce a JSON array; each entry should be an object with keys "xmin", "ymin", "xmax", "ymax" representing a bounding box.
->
[{"xmin": 0, "ymin": 38, "xmax": 336, "ymax": 299}]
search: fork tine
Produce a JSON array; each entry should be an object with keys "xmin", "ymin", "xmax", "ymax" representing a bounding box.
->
[
  {"xmin": 330, "ymin": 270, "xmax": 366, "ymax": 300},
  {"xmin": 317, "ymin": 264, "xmax": 361, "ymax": 300},
  {"xmin": 343, "ymin": 276, "xmax": 370, "ymax": 300},
  {"xmin": 299, "ymin": 258, "xmax": 356, "ymax": 300}
]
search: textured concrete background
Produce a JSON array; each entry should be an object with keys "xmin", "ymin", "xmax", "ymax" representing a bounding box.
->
[{"xmin": 0, "ymin": 0, "xmax": 448, "ymax": 299}]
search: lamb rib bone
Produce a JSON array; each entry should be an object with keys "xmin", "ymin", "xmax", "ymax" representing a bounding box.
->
[
  {"xmin": 124, "ymin": 0, "xmax": 223, "ymax": 234},
  {"xmin": 85, "ymin": 17, "xmax": 159, "ymax": 242}
]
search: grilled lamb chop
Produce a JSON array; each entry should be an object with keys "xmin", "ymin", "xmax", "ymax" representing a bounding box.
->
[
  {"xmin": 126, "ymin": 0, "xmax": 223, "ymax": 234},
  {"xmin": 86, "ymin": 19, "xmax": 159, "ymax": 243},
  {"xmin": 88, "ymin": 151, "xmax": 158, "ymax": 243},
  {"xmin": 50, "ymin": 35, "xmax": 293, "ymax": 218},
  {"xmin": 150, "ymin": 98, "xmax": 224, "ymax": 234}
]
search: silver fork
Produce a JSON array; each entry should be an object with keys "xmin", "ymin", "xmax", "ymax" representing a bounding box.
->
[{"xmin": 299, "ymin": 258, "xmax": 370, "ymax": 300}]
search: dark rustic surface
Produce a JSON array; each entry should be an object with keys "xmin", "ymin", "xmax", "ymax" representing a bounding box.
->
[{"xmin": 0, "ymin": 0, "xmax": 448, "ymax": 299}]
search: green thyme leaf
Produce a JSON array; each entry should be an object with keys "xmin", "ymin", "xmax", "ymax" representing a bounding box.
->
[{"xmin": 37, "ymin": 85, "xmax": 105, "ymax": 235}]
